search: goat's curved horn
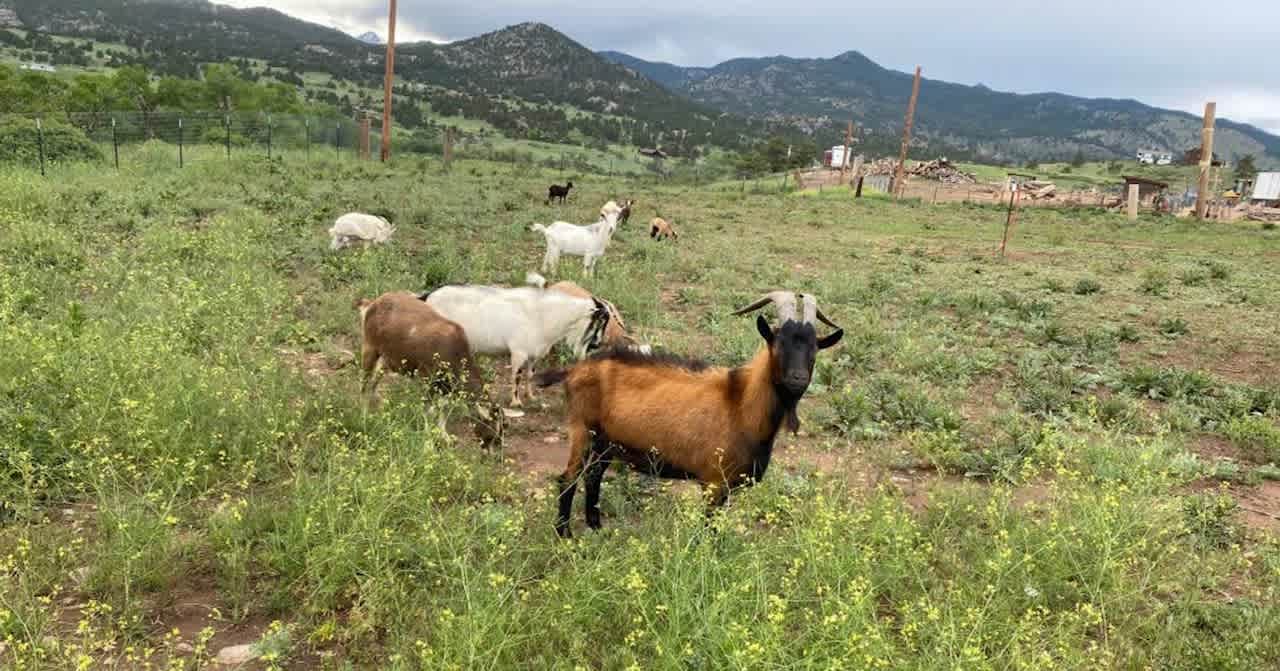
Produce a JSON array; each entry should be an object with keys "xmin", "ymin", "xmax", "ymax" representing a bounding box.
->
[
  {"xmin": 732, "ymin": 291, "xmax": 798, "ymax": 322},
  {"xmin": 814, "ymin": 307, "xmax": 841, "ymax": 330}
]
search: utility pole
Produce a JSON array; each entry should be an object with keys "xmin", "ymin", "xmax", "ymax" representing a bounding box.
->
[
  {"xmin": 842, "ymin": 121, "xmax": 853, "ymax": 181},
  {"xmin": 1195, "ymin": 102, "xmax": 1216, "ymax": 220},
  {"xmin": 894, "ymin": 66, "xmax": 922, "ymax": 200},
  {"xmin": 379, "ymin": 0, "xmax": 398, "ymax": 162}
]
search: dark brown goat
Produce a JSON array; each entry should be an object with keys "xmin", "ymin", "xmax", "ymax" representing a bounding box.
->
[
  {"xmin": 546, "ymin": 181, "xmax": 574, "ymax": 205},
  {"xmin": 356, "ymin": 292, "xmax": 501, "ymax": 445},
  {"xmin": 535, "ymin": 292, "xmax": 842, "ymax": 537}
]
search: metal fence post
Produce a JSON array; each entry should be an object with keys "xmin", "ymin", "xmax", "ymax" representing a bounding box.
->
[
  {"xmin": 305, "ymin": 118, "xmax": 311, "ymax": 160},
  {"xmin": 266, "ymin": 114, "xmax": 273, "ymax": 160},
  {"xmin": 178, "ymin": 117, "xmax": 184, "ymax": 168},
  {"xmin": 335, "ymin": 122, "xmax": 341, "ymax": 159},
  {"xmin": 225, "ymin": 115, "xmax": 231, "ymax": 159},
  {"xmin": 111, "ymin": 117, "xmax": 120, "ymax": 170},
  {"xmin": 36, "ymin": 118, "xmax": 46, "ymax": 176}
]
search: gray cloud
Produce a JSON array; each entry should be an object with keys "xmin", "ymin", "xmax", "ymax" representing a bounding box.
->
[{"xmin": 221, "ymin": 0, "xmax": 1280, "ymax": 133}]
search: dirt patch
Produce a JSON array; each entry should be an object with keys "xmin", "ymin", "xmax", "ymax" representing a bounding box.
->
[
  {"xmin": 1236, "ymin": 480, "xmax": 1280, "ymax": 534},
  {"xmin": 1191, "ymin": 434, "xmax": 1248, "ymax": 463},
  {"xmin": 1215, "ymin": 348, "xmax": 1280, "ymax": 387}
]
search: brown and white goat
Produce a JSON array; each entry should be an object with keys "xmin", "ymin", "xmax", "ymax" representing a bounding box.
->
[
  {"xmin": 649, "ymin": 217, "xmax": 678, "ymax": 241},
  {"xmin": 600, "ymin": 199, "xmax": 634, "ymax": 226},
  {"xmin": 535, "ymin": 292, "xmax": 842, "ymax": 537},
  {"xmin": 356, "ymin": 292, "xmax": 501, "ymax": 445}
]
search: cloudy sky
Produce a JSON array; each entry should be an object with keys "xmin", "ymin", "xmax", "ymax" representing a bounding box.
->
[{"xmin": 219, "ymin": 0, "xmax": 1280, "ymax": 134}]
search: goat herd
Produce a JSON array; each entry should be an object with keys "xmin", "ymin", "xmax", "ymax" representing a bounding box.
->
[{"xmin": 348, "ymin": 185, "xmax": 843, "ymax": 538}]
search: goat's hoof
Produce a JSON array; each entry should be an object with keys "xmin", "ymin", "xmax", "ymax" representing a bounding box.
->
[
  {"xmin": 555, "ymin": 524, "xmax": 572, "ymax": 539},
  {"xmin": 586, "ymin": 511, "xmax": 602, "ymax": 530}
]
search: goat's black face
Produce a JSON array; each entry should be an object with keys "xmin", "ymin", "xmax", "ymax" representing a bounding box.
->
[
  {"xmin": 757, "ymin": 315, "xmax": 843, "ymax": 397},
  {"xmin": 581, "ymin": 299, "xmax": 611, "ymax": 353}
]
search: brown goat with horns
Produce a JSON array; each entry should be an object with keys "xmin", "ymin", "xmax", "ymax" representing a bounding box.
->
[{"xmin": 535, "ymin": 291, "xmax": 842, "ymax": 537}]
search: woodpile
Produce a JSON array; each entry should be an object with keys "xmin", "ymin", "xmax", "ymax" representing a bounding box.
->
[
  {"xmin": 862, "ymin": 157, "xmax": 978, "ymax": 184},
  {"xmin": 1247, "ymin": 210, "xmax": 1280, "ymax": 223},
  {"xmin": 1022, "ymin": 180, "xmax": 1057, "ymax": 200}
]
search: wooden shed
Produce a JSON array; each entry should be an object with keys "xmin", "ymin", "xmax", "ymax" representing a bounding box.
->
[{"xmin": 1121, "ymin": 175, "xmax": 1169, "ymax": 204}]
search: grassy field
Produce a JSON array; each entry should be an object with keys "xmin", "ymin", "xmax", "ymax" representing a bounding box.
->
[
  {"xmin": 953, "ymin": 159, "xmax": 1205, "ymax": 193},
  {"xmin": 3, "ymin": 153, "xmax": 1280, "ymax": 669}
]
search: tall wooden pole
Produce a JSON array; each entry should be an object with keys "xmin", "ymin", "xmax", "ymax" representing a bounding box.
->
[
  {"xmin": 1194, "ymin": 102, "xmax": 1216, "ymax": 220},
  {"xmin": 894, "ymin": 66, "xmax": 922, "ymax": 200},
  {"xmin": 379, "ymin": 0, "xmax": 398, "ymax": 162},
  {"xmin": 842, "ymin": 121, "xmax": 853, "ymax": 179}
]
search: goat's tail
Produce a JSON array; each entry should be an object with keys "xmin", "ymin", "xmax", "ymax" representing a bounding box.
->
[
  {"xmin": 530, "ymin": 223, "xmax": 548, "ymax": 235},
  {"xmin": 525, "ymin": 272, "xmax": 547, "ymax": 289},
  {"xmin": 534, "ymin": 368, "xmax": 570, "ymax": 389},
  {"xmin": 353, "ymin": 297, "xmax": 373, "ymax": 326}
]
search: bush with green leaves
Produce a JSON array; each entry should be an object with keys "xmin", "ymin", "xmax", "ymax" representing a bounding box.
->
[
  {"xmin": 1222, "ymin": 415, "xmax": 1280, "ymax": 463},
  {"xmin": 0, "ymin": 117, "xmax": 102, "ymax": 165},
  {"xmin": 1073, "ymin": 277, "xmax": 1102, "ymax": 295}
]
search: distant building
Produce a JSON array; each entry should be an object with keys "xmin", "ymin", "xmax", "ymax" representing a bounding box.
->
[
  {"xmin": 1252, "ymin": 172, "xmax": 1280, "ymax": 205},
  {"xmin": 823, "ymin": 146, "xmax": 852, "ymax": 169},
  {"xmin": 20, "ymin": 63, "xmax": 57, "ymax": 73},
  {"xmin": 1136, "ymin": 149, "xmax": 1172, "ymax": 165}
]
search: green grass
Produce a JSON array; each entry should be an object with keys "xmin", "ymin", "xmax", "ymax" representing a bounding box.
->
[
  {"xmin": 2, "ymin": 153, "xmax": 1280, "ymax": 669},
  {"xmin": 952, "ymin": 159, "xmax": 1203, "ymax": 192}
]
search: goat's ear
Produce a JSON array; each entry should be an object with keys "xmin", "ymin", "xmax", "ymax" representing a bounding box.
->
[
  {"xmin": 817, "ymin": 329, "xmax": 844, "ymax": 350},
  {"xmin": 756, "ymin": 314, "xmax": 775, "ymax": 345}
]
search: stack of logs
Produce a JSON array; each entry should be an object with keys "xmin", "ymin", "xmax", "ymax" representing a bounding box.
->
[{"xmin": 862, "ymin": 157, "xmax": 978, "ymax": 184}]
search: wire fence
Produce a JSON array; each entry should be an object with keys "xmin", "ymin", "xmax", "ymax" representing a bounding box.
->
[{"xmin": 0, "ymin": 111, "xmax": 722, "ymax": 183}]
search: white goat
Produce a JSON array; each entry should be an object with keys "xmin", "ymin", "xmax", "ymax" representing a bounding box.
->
[
  {"xmin": 421, "ymin": 283, "xmax": 611, "ymax": 406},
  {"xmin": 329, "ymin": 212, "xmax": 394, "ymax": 250},
  {"xmin": 530, "ymin": 212, "xmax": 618, "ymax": 276}
]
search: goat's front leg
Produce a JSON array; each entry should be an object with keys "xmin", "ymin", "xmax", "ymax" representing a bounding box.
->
[
  {"xmin": 556, "ymin": 422, "xmax": 591, "ymax": 538},
  {"xmin": 508, "ymin": 351, "xmax": 528, "ymax": 407}
]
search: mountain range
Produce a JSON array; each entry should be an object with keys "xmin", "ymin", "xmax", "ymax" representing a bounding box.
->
[
  {"xmin": 3, "ymin": 0, "xmax": 1277, "ymax": 164},
  {"xmin": 599, "ymin": 50, "xmax": 1280, "ymax": 164}
]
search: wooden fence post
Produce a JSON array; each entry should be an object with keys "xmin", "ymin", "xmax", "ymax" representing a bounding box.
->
[
  {"xmin": 1127, "ymin": 184, "xmax": 1140, "ymax": 221},
  {"xmin": 1195, "ymin": 102, "xmax": 1216, "ymax": 220},
  {"xmin": 36, "ymin": 118, "xmax": 45, "ymax": 176},
  {"xmin": 1000, "ymin": 186, "xmax": 1021, "ymax": 257},
  {"xmin": 894, "ymin": 66, "xmax": 922, "ymax": 200}
]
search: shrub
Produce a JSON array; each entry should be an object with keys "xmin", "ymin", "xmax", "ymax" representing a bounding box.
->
[
  {"xmin": 1121, "ymin": 366, "xmax": 1215, "ymax": 403},
  {"xmin": 1158, "ymin": 316, "xmax": 1189, "ymax": 338},
  {"xmin": 0, "ymin": 117, "xmax": 102, "ymax": 165},
  {"xmin": 1221, "ymin": 415, "xmax": 1280, "ymax": 463},
  {"xmin": 1198, "ymin": 259, "xmax": 1231, "ymax": 281},
  {"xmin": 1073, "ymin": 277, "xmax": 1102, "ymax": 295},
  {"xmin": 200, "ymin": 125, "xmax": 254, "ymax": 148},
  {"xmin": 1178, "ymin": 266, "xmax": 1210, "ymax": 287},
  {"xmin": 1112, "ymin": 323, "xmax": 1141, "ymax": 343},
  {"xmin": 1181, "ymin": 492, "xmax": 1240, "ymax": 549},
  {"xmin": 1139, "ymin": 268, "xmax": 1170, "ymax": 296}
]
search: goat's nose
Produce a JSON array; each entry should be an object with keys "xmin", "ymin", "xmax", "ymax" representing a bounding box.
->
[{"xmin": 785, "ymin": 371, "xmax": 809, "ymax": 387}]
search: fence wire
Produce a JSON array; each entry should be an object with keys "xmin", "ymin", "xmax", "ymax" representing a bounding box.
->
[{"xmin": 2, "ymin": 111, "xmax": 701, "ymax": 181}]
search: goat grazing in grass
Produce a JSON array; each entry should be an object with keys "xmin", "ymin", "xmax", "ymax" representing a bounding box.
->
[
  {"xmin": 421, "ymin": 283, "xmax": 612, "ymax": 406},
  {"xmin": 355, "ymin": 292, "xmax": 502, "ymax": 446},
  {"xmin": 526, "ymin": 274, "xmax": 651, "ymax": 353},
  {"xmin": 536, "ymin": 291, "xmax": 843, "ymax": 537},
  {"xmin": 530, "ymin": 212, "xmax": 619, "ymax": 277},
  {"xmin": 330, "ymin": 212, "xmax": 394, "ymax": 250},
  {"xmin": 649, "ymin": 217, "xmax": 679, "ymax": 241},
  {"xmin": 546, "ymin": 181, "xmax": 574, "ymax": 205}
]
